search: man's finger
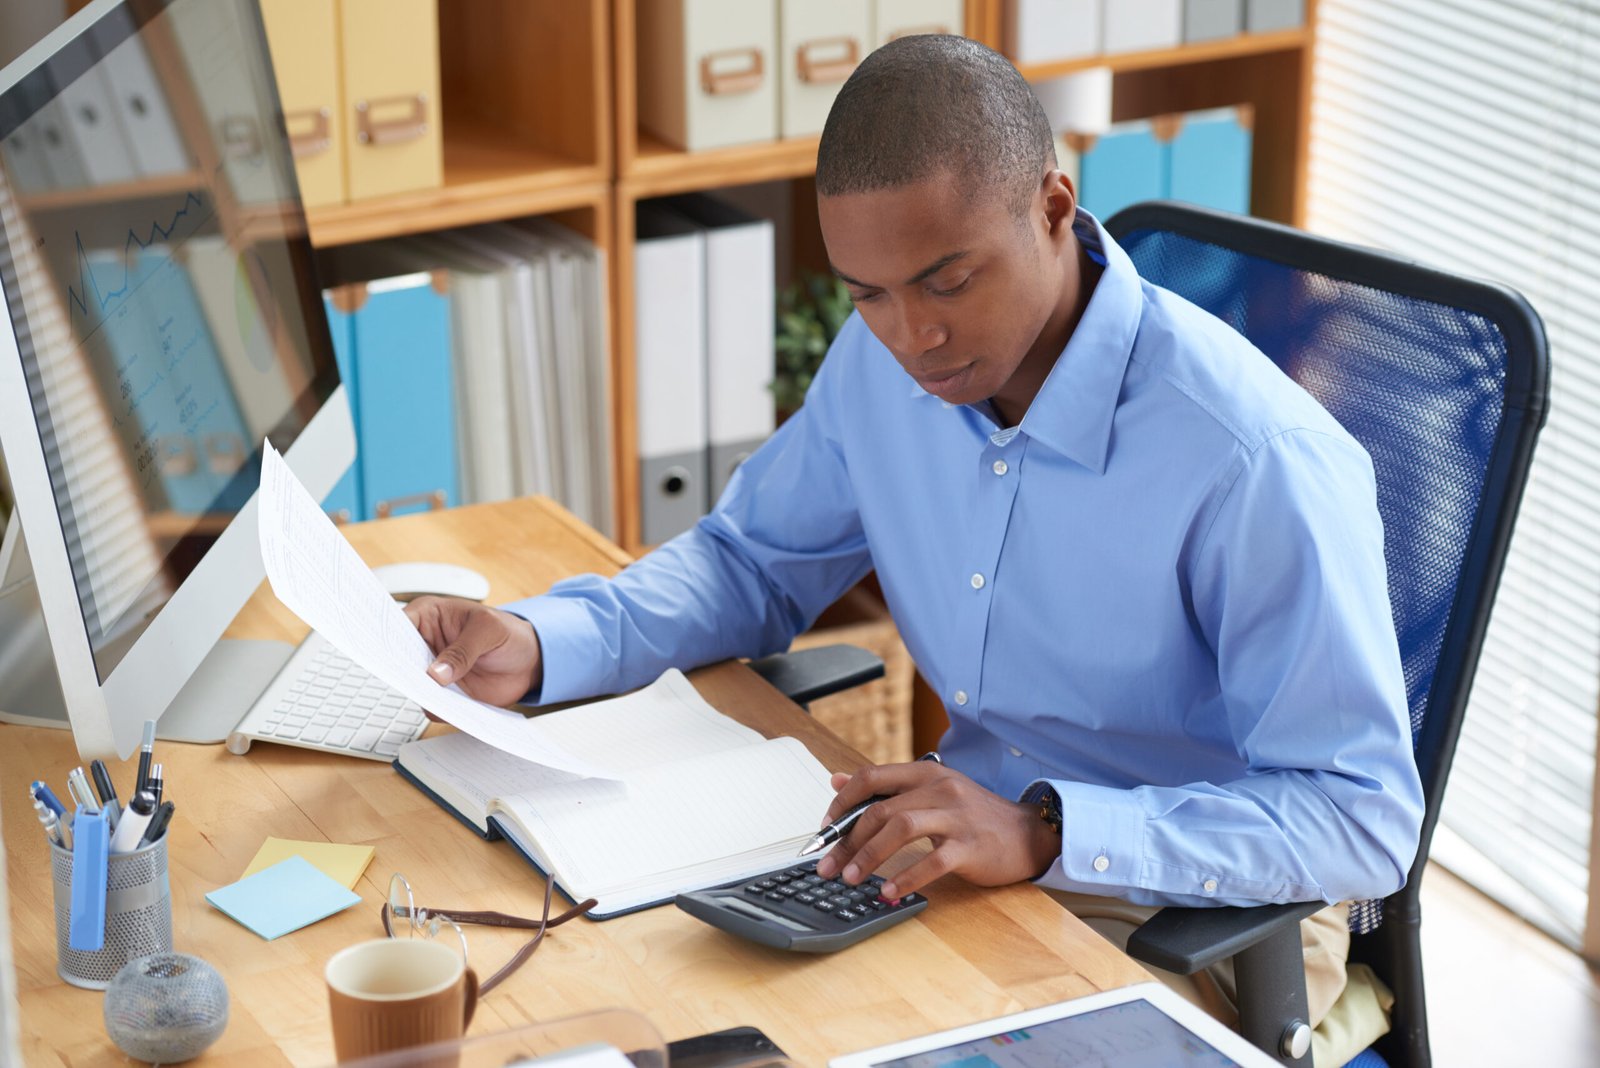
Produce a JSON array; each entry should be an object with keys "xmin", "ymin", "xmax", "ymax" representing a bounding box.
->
[
  {"xmin": 878, "ymin": 847, "xmax": 958, "ymax": 900},
  {"xmin": 426, "ymin": 606, "xmax": 506, "ymax": 685}
]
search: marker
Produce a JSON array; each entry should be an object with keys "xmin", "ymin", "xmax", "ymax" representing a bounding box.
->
[
  {"xmin": 109, "ymin": 791, "xmax": 156, "ymax": 853},
  {"xmin": 798, "ymin": 752, "xmax": 944, "ymax": 857},
  {"xmin": 134, "ymin": 720, "xmax": 156, "ymax": 795},
  {"xmin": 89, "ymin": 759, "xmax": 121, "ymax": 830},
  {"xmin": 138, "ymin": 800, "xmax": 175, "ymax": 848},
  {"xmin": 68, "ymin": 808, "xmax": 109, "ymax": 951}
]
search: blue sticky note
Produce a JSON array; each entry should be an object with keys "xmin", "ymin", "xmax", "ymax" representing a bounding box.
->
[{"xmin": 205, "ymin": 855, "xmax": 362, "ymax": 940}]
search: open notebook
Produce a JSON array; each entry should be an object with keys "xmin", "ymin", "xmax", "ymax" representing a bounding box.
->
[{"xmin": 393, "ymin": 670, "xmax": 838, "ymax": 918}]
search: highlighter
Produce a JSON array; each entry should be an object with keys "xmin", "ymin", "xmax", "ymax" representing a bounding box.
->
[{"xmin": 69, "ymin": 807, "xmax": 109, "ymax": 951}]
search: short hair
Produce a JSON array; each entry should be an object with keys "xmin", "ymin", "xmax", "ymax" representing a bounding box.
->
[{"xmin": 815, "ymin": 35, "xmax": 1055, "ymax": 217}]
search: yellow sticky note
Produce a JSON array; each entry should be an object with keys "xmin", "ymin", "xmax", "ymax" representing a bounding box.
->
[{"xmin": 243, "ymin": 838, "xmax": 375, "ymax": 890}]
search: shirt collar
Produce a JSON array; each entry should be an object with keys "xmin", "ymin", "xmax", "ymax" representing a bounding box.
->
[{"xmin": 906, "ymin": 208, "xmax": 1144, "ymax": 475}]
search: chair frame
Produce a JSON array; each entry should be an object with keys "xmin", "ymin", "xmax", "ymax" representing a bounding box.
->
[{"xmin": 1103, "ymin": 202, "xmax": 1551, "ymax": 1067}]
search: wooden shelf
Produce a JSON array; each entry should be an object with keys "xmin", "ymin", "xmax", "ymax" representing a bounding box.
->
[
  {"xmin": 623, "ymin": 131, "xmax": 824, "ymax": 199},
  {"xmin": 1016, "ymin": 27, "xmax": 1310, "ymax": 82},
  {"xmin": 17, "ymin": 170, "xmax": 204, "ymax": 213},
  {"xmin": 307, "ymin": 122, "xmax": 605, "ymax": 247}
]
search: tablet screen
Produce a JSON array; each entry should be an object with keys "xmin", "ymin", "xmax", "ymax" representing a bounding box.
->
[{"xmin": 867, "ymin": 999, "xmax": 1243, "ymax": 1068}]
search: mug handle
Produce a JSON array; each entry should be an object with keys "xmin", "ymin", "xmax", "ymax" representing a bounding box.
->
[{"xmin": 461, "ymin": 967, "xmax": 480, "ymax": 1030}]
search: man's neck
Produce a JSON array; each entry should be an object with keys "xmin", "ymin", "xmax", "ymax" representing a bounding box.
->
[{"xmin": 989, "ymin": 237, "xmax": 1104, "ymax": 428}]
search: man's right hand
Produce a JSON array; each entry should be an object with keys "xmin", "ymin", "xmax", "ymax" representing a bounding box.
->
[{"xmin": 403, "ymin": 596, "xmax": 544, "ymax": 708}]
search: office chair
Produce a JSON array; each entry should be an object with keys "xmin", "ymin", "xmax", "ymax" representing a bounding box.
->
[{"xmin": 1102, "ymin": 202, "xmax": 1550, "ymax": 1067}]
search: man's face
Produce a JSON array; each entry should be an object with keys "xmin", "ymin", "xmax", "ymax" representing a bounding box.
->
[{"xmin": 817, "ymin": 174, "xmax": 1062, "ymax": 407}]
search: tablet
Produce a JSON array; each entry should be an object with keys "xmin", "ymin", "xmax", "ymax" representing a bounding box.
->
[{"xmin": 828, "ymin": 982, "xmax": 1283, "ymax": 1068}]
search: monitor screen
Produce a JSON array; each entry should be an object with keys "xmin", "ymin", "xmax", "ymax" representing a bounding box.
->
[{"xmin": 0, "ymin": 0, "xmax": 338, "ymax": 682}]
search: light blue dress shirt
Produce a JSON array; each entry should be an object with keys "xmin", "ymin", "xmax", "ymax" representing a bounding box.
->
[{"xmin": 509, "ymin": 210, "xmax": 1425, "ymax": 909}]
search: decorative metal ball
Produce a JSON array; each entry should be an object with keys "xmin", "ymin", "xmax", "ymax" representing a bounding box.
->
[{"xmin": 103, "ymin": 953, "xmax": 229, "ymax": 1064}]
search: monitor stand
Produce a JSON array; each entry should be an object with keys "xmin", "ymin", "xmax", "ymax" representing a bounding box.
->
[{"xmin": 0, "ymin": 520, "xmax": 294, "ymax": 744}]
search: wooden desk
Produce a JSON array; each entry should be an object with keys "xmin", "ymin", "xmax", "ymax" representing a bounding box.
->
[{"xmin": 4, "ymin": 497, "xmax": 1148, "ymax": 1066}]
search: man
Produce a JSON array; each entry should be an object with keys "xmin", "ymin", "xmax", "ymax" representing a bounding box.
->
[{"xmin": 408, "ymin": 36, "xmax": 1422, "ymax": 1062}]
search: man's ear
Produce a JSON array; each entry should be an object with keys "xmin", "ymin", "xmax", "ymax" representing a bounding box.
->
[{"xmin": 1040, "ymin": 169, "xmax": 1077, "ymax": 239}]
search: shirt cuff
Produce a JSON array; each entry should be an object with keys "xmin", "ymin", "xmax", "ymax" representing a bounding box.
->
[
  {"xmin": 500, "ymin": 594, "xmax": 607, "ymax": 705},
  {"xmin": 1023, "ymin": 778, "xmax": 1147, "ymax": 895}
]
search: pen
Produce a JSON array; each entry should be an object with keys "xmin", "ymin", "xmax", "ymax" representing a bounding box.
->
[
  {"xmin": 138, "ymin": 800, "xmax": 175, "ymax": 848},
  {"xmin": 66, "ymin": 767, "xmax": 100, "ymax": 815},
  {"xmin": 30, "ymin": 781, "xmax": 65, "ymax": 818},
  {"xmin": 134, "ymin": 720, "xmax": 156, "ymax": 795},
  {"xmin": 798, "ymin": 751, "xmax": 943, "ymax": 857},
  {"xmin": 109, "ymin": 791, "xmax": 157, "ymax": 853},
  {"xmin": 90, "ymin": 759, "xmax": 121, "ymax": 830},
  {"xmin": 32, "ymin": 795, "xmax": 65, "ymax": 848}
]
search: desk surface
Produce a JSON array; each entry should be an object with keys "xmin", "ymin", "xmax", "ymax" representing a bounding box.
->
[{"xmin": 3, "ymin": 497, "xmax": 1148, "ymax": 1066}]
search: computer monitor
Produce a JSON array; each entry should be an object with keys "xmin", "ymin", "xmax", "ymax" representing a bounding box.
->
[{"xmin": 0, "ymin": 0, "xmax": 354, "ymax": 760}]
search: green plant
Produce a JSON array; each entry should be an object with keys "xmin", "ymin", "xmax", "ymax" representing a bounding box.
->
[{"xmin": 772, "ymin": 270, "xmax": 854, "ymax": 413}]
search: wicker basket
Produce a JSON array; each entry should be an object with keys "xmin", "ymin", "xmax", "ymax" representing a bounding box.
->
[{"xmin": 788, "ymin": 588, "xmax": 914, "ymax": 766}]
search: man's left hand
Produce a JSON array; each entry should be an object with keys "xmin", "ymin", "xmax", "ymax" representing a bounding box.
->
[{"xmin": 812, "ymin": 759, "xmax": 1061, "ymax": 899}]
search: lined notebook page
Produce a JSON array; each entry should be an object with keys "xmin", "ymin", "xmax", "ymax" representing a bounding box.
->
[{"xmin": 505, "ymin": 736, "xmax": 836, "ymax": 905}]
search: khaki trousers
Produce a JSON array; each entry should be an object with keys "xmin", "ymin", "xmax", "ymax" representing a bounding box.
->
[{"xmin": 1045, "ymin": 890, "xmax": 1382, "ymax": 1066}]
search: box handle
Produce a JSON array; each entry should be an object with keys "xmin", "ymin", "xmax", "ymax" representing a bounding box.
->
[
  {"xmin": 699, "ymin": 47, "xmax": 765, "ymax": 96},
  {"xmin": 354, "ymin": 93, "xmax": 430, "ymax": 146},
  {"xmin": 285, "ymin": 106, "xmax": 332, "ymax": 159},
  {"xmin": 888, "ymin": 24, "xmax": 952, "ymax": 41},
  {"xmin": 796, "ymin": 37, "xmax": 860, "ymax": 84},
  {"xmin": 374, "ymin": 489, "xmax": 446, "ymax": 519}
]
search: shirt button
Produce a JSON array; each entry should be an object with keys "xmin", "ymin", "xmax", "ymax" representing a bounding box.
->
[
  {"xmin": 953, "ymin": 690, "xmax": 968, "ymax": 706},
  {"xmin": 1008, "ymin": 745, "xmax": 1022, "ymax": 758},
  {"xmin": 992, "ymin": 459, "xmax": 1008, "ymax": 476},
  {"xmin": 1203, "ymin": 878, "xmax": 1219, "ymax": 893},
  {"xmin": 1092, "ymin": 854, "xmax": 1110, "ymax": 873},
  {"xmin": 970, "ymin": 573, "xmax": 985, "ymax": 590}
]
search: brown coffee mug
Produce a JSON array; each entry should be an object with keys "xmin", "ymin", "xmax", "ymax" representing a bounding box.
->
[{"xmin": 326, "ymin": 939, "xmax": 478, "ymax": 1063}]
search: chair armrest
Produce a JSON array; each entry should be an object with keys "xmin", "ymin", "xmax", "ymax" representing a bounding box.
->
[
  {"xmin": 1125, "ymin": 901, "xmax": 1324, "ymax": 975},
  {"xmin": 746, "ymin": 644, "xmax": 885, "ymax": 707}
]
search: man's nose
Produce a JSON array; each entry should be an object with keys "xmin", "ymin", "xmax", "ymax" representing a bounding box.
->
[{"xmin": 891, "ymin": 303, "xmax": 947, "ymax": 358}]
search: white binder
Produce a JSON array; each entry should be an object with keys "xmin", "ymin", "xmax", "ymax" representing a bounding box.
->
[
  {"xmin": 1005, "ymin": 0, "xmax": 1100, "ymax": 65},
  {"xmin": 56, "ymin": 66, "xmax": 138, "ymax": 186},
  {"xmin": 1102, "ymin": 0, "xmax": 1182, "ymax": 54},
  {"xmin": 31, "ymin": 98, "xmax": 88, "ymax": 191},
  {"xmin": 635, "ymin": 204, "xmax": 709, "ymax": 545},
  {"xmin": 664, "ymin": 194, "xmax": 775, "ymax": 507},
  {"xmin": 99, "ymin": 35, "xmax": 189, "ymax": 178}
]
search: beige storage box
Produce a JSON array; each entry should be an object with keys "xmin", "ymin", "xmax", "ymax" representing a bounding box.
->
[
  {"xmin": 637, "ymin": 0, "xmax": 780, "ymax": 153},
  {"xmin": 778, "ymin": 0, "xmax": 871, "ymax": 139},
  {"xmin": 873, "ymin": 0, "xmax": 966, "ymax": 47},
  {"xmin": 259, "ymin": 0, "xmax": 346, "ymax": 208},
  {"xmin": 339, "ymin": 0, "xmax": 443, "ymax": 200}
]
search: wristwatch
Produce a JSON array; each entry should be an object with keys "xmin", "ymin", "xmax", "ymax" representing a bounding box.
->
[{"xmin": 1037, "ymin": 786, "xmax": 1063, "ymax": 836}]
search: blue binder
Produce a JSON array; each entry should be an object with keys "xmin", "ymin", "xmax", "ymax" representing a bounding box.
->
[
  {"xmin": 320, "ymin": 292, "xmax": 363, "ymax": 522},
  {"xmin": 1169, "ymin": 108, "xmax": 1253, "ymax": 216},
  {"xmin": 349, "ymin": 274, "xmax": 457, "ymax": 520},
  {"xmin": 1077, "ymin": 121, "xmax": 1166, "ymax": 223}
]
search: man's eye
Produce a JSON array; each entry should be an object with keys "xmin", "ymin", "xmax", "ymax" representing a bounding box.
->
[
  {"xmin": 931, "ymin": 277, "xmax": 971, "ymax": 298},
  {"xmin": 849, "ymin": 290, "xmax": 882, "ymax": 303}
]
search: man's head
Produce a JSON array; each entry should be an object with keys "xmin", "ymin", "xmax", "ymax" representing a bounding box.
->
[{"xmin": 815, "ymin": 36, "xmax": 1089, "ymax": 420}]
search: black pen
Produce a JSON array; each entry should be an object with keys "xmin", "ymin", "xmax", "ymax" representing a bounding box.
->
[
  {"xmin": 134, "ymin": 720, "xmax": 156, "ymax": 795},
  {"xmin": 147, "ymin": 763, "xmax": 164, "ymax": 809},
  {"xmin": 798, "ymin": 751, "xmax": 942, "ymax": 857},
  {"xmin": 89, "ymin": 759, "xmax": 121, "ymax": 830},
  {"xmin": 138, "ymin": 800, "xmax": 175, "ymax": 847}
]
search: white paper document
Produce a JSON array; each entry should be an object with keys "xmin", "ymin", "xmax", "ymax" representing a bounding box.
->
[{"xmin": 256, "ymin": 442, "xmax": 614, "ymax": 779}]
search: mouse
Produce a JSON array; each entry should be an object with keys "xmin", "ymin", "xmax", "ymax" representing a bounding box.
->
[{"xmin": 372, "ymin": 561, "xmax": 491, "ymax": 603}]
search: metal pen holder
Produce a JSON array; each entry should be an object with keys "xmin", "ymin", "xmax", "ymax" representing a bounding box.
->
[{"xmin": 50, "ymin": 833, "xmax": 173, "ymax": 990}]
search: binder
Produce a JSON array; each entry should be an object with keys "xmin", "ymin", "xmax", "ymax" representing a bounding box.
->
[
  {"xmin": 31, "ymin": 98, "xmax": 88, "ymax": 191},
  {"xmin": 1101, "ymin": 0, "xmax": 1181, "ymax": 54},
  {"xmin": 0, "ymin": 122, "xmax": 56, "ymax": 194},
  {"xmin": 663, "ymin": 195, "xmax": 776, "ymax": 506},
  {"xmin": 1075, "ymin": 120, "xmax": 1166, "ymax": 223},
  {"xmin": 56, "ymin": 66, "xmax": 138, "ymax": 186},
  {"xmin": 259, "ymin": 0, "xmax": 347, "ymax": 208},
  {"xmin": 1184, "ymin": 0, "xmax": 1244, "ymax": 43},
  {"xmin": 635, "ymin": 204, "xmax": 709, "ymax": 545},
  {"xmin": 778, "ymin": 0, "xmax": 872, "ymax": 138},
  {"xmin": 339, "ymin": 0, "xmax": 443, "ymax": 201},
  {"xmin": 349, "ymin": 272, "xmax": 456, "ymax": 519},
  {"xmin": 98, "ymin": 36, "xmax": 189, "ymax": 179},
  {"xmin": 1246, "ymin": 0, "xmax": 1305, "ymax": 32},
  {"xmin": 320, "ymin": 292, "xmax": 363, "ymax": 523},
  {"xmin": 636, "ymin": 0, "xmax": 779, "ymax": 152},
  {"xmin": 1168, "ymin": 107, "xmax": 1252, "ymax": 215},
  {"xmin": 1005, "ymin": 0, "xmax": 1100, "ymax": 65},
  {"xmin": 874, "ymin": 0, "xmax": 966, "ymax": 46}
]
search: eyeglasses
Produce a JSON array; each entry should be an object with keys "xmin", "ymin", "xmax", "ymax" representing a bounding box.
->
[{"xmin": 382, "ymin": 872, "xmax": 597, "ymax": 995}]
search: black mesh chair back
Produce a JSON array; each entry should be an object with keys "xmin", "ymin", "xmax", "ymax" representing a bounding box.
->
[{"xmin": 1105, "ymin": 202, "xmax": 1549, "ymax": 1066}]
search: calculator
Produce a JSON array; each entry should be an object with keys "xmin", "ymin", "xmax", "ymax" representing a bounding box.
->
[{"xmin": 674, "ymin": 859, "xmax": 928, "ymax": 952}]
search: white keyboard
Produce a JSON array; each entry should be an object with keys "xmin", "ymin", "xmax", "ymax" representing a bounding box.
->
[{"xmin": 226, "ymin": 632, "xmax": 428, "ymax": 761}]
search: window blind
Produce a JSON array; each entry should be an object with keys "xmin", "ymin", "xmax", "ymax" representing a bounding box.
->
[{"xmin": 1306, "ymin": 0, "xmax": 1596, "ymax": 948}]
